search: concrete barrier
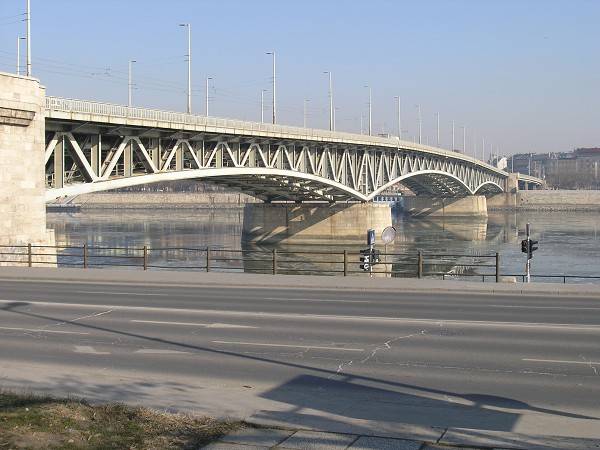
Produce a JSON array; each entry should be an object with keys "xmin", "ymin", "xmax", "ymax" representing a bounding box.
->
[{"xmin": 489, "ymin": 190, "xmax": 600, "ymax": 211}]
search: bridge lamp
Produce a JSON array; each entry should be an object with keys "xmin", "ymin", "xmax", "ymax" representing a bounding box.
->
[
  {"xmin": 179, "ymin": 23, "xmax": 192, "ymax": 114},
  {"xmin": 324, "ymin": 71, "xmax": 333, "ymax": 131},
  {"xmin": 266, "ymin": 51, "xmax": 276, "ymax": 124},
  {"xmin": 128, "ymin": 60, "xmax": 136, "ymax": 107},
  {"xmin": 364, "ymin": 85, "xmax": 372, "ymax": 136},
  {"xmin": 394, "ymin": 96, "xmax": 401, "ymax": 139},
  {"xmin": 205, "ymin": 76, "xmax": 213, "ymax": 116},
  {"xmin": 16, "ymin": 37, "xmax": 26, "ymax": 75},
  {"xmin": 415, "ymin": 104, "xmax": 422, "ymax": 144}
]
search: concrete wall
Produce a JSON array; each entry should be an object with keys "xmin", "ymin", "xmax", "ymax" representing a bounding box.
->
[
  {"xmin": 400, "ymin": 196, "xmax": 488, "ymax": 217},
  {"xmin": 0, "ymin": 72, "xmax": 54, "ymax": 264},
  {"xmin": 55, "ymin": 191, "xmax": 260, "ymax": 209},
  {"xmin": 243, "ymin": 203, "xmax": 392, "ymax": 244},
  {"xmin": 489, "ymin": 190, "xmax": 600, "ymax": 211}
]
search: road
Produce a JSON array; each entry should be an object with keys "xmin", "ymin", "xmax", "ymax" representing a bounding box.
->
[{"xmin": 0, "ymin": 273, "xmax": 599, "ymax": 443}]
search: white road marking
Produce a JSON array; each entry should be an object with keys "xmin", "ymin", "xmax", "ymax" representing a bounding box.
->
[
  {"xmin": 523, "ymin": 358, "xmax": 600, "ymax": 365},
  {"xmin": 134, "ymin": 349, "xmax": 190, "ymax": 355},
  {"xmin": 74, "ymin": 345, "xmax": 110, "ymax": 355},
  {"xmin": 0, "ymin": 326, "xmax": 88, "ymax": 335},
  {"xmin": 75, "ymin": 291, "xmax": 167, "ymax": 296},
  {"xmin": 2, "ymin": 300, "xmax": 600, "ymax": 332},
  {"xmin": 211, "ymin": 340, "xmax": 365, "ymax": 352},
  {"xmin": 264, "ymin": 297, "xmax": 371, "ymax": 304},
  {"xmin": 490, "ymin": 305, "xmax": 600, "ymax": 311},
  {"xmin": 130, "ymin": 319, "xmax": 257, "ymax": 329}
]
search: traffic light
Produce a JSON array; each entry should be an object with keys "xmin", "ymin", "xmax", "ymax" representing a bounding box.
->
[
  {"xmin": 521, "ymin": 239, "xmax": 528, "ymax": 254},
  {"xmin": 372, "ymin": 249, "xmax": 381, "ymax": 264},
  {"xmin": 528, "ymin": 239, "xmax": 539, "ymax": 258},
  {"xmin": 360, "ymin": 248, "xmax": 371, "ymax": 271}
]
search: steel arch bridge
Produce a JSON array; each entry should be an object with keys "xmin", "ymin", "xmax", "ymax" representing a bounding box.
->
[{"xmin": 43, "ymin": 97, "xmax": 542, "ymax": 202}]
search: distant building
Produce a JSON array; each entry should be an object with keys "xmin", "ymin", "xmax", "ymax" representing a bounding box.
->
[{"xmin": 508, "ymin": 148, "xmax": 600, "ymax": 189}]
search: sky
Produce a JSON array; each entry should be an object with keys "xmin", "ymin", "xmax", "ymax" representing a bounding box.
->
[{"xmin": 1, "ymin": 0, "xmax": 598, "ymax": 155}]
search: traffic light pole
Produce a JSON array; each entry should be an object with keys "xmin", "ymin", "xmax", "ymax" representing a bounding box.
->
[{"xmin": 525, "ymin": 223, "xmax": 531, "ymax": 283}]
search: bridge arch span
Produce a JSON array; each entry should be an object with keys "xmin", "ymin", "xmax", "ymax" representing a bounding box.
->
[
  {"xmin": 473, "ymin": 181, "xmax": 504, "ymax": 196},
  {"xmin": 45, "ymin": 168, "xmax": 369, "ymax": 203},
  {"xmin": 367, "ymin": 170, "xmax": 485, "ymax": 200}
]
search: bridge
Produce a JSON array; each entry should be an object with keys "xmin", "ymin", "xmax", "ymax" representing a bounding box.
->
[{"xmin": 43, "ymin": 97, "xmax": 542, "ymax": 203}]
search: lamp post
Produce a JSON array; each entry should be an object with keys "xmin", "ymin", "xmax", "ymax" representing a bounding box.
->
[
  {"xmin": 394, "ymin": 96, "xmax": 401, "ymax": 138},
  {"xmin": 260, "ymin": 89, "xmax": 266, "ymax": 123},
  {"xmin": 365, "ymin": 85, "xmax": 372, "ymax": 136},
  {"xmin": 205, "ymin": 76, "xmax": 212, "ymax": 116},
  {"xmin": 179, "ymin": 23, "xmax": 192, "ymax": 113},
  {"xmin": 452, "ymin": 120, "xmax": 455, "ymax": 151},
  {"xmin": 26, "ymin": 0, "xmax": 31, "ymax": 76},
  {"xmin": 435, "ymin": 112, "xmax": 440, "ymax": 147},
  {"xmin": 128, "ymin": 59, "xmax": 136, "ymax": 107},
  {"xmin": 16, "ymin": 36, "xmax": 25, "ymax": 75},
  {"xmin": 461, "ymin": 125, "xmax": 466, "ymax": 154},
  {"xmin": 303, "ymin": 98, "xmax": 310, "ymax": 128},
  {"xmin": 266, "ymin": 51, "xmax": 276, "ymax": 124},
  {"xmin": 416, "ymin": 104, "xmax": 422, "ymax": 144},
  {"xmin": 324, "ymin": 71, "xmax": 333, "ymax": 131}
]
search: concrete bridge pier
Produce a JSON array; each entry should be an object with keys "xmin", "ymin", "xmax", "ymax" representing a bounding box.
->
[
  {"xmin": 242, "ymin": 203, "xmax": 392, "ymax": 244},
  {"xmin": 0, "ymin": 72, "xmax": 55, "ymax": 265},
  {"xmin": 400, "ymin": 195, "xmax": 488, "ymax": 217}
]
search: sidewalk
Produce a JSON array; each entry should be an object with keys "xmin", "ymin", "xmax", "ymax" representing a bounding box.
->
[
  {"xmin": 1, "ymin": 266, "xmax": 599, "ymax": 297},
  {"xmin": 204, "ymin": 424, "xmax": 600, "ymax": 450}
]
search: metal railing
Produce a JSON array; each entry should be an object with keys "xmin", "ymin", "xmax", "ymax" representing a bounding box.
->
[
  {"xmin": 44, "ymin": 96, "xmax": 509, "ymax": 176},
  {"xmin": 2, "ymin": 244, "xmax": 598, "ymax": 284}
]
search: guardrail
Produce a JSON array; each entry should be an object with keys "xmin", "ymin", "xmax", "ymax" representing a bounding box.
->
[
  {"xmin": 44, "ymin": 96, "xmax": 508, "ymax": 176},
  {"xmin": 2, "ymin": 244, "xmax": 598, "ymax": 284}
]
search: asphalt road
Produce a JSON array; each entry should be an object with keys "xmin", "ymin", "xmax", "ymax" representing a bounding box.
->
[{"xmin": 1, "ymin": 276, "xmax": 599, "ymax": 441}]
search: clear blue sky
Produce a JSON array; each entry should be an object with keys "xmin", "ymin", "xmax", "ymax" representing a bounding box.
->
[{"xmin": 1, "ymin": 0, "xmax": 598, "ymax": 155}]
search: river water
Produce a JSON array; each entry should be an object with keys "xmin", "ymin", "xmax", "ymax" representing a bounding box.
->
[{"xmin": 46, "ymin": 208, "xmax": 600, "ymax": 283}]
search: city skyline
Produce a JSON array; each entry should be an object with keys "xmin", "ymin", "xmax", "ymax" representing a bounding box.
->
[{"xmin": 1, "ymin": 0, "xmax": 598, "ymax": 155}]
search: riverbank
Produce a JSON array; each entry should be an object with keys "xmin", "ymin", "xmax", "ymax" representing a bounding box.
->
[
  {"xmin": 47, "ymin": 191, "xmax": 260, "ymax": 210},
  {"xmin": 489, "ymin": 190, "xmax": 600, "ymax": 211}
]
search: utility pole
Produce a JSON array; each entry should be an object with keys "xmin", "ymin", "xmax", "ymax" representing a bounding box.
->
[
  {"xmin": 179, "ymin": 23, "xmax": 192, "ymax": 114},
  {"xmin": 260, "ymin": 89, "xmax": 266, "ymax": 123},
  {"xmin": 394, "ymin": 96, "xmax": 401, "ymax": 138},
  {"xmin": 324, "ymin": 71, "xmax": 333, "ymax": 131},
  {"xmin": 205, "ymin": 76, "xmax": 212, "ymax": 116},
  {"xmin": 26, "ymin": 0, "xmax": 31, "ymax": 76},
  {"xmin": 366, "ymin": 85, "xmax": 372, "ymax": 136},
  {"xmin": 128, "ymin": 59, "xmax": 136, "ymax": 107},
  {"xmin": 303, "ymin": 99, "xmax": 310, "ymax": 128},
  {"xmin": 16, "ymin": 36, "xmax": 25, "ymax": 75},
  {"xmin": 266, "ymin": 51, "xmax": 276, "ymax": 124},
  {"xmin": 416, "ymin": 104, "xmax": 422, "ymax": 144},
  {"xmin": 451, "ymin": 120, "xmax": 455, "ymax": 151},
  {"xmin": 435, "ymin": 112, "xmax": 440, "ymax": 147}
]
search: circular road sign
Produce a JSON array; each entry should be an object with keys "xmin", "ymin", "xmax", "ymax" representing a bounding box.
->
[{"xmin": 381, "ymin": 226, "xmax": 397, "ymax": 244}]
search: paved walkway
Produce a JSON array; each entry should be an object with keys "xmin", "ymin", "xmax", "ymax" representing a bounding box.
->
[{"xmin": 203, "ymin": 425, "xmax": 600, "ymax": 450}]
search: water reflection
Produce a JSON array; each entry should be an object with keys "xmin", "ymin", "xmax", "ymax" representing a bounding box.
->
[{"xmin": 46, "ymin": 209, "xmax": 600, "ymax": 281}]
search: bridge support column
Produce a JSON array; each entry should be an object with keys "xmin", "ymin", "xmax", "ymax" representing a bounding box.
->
[
  {"xmin": 242, "ymin": 203, "xmax": 392, "ymax": 244},
  {"xmin": 400, "ymin": 195, "xmax": 488, "ymax": 217},
  {"xmin": 0, "ymin": 72, "xmax": 55, "ymax": 266}
]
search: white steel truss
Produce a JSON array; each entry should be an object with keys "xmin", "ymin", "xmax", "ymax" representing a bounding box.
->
[{"xmin": 44, "ymin": 130, "xmax": 510, "ymax": 202}]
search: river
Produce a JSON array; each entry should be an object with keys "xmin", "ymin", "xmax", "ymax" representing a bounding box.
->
[{"xmin": 46, "ymin": 208, "xmax": 600, "ymax": 283}]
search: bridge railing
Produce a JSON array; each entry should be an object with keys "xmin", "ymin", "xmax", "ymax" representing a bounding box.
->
[
  {"xmin": 45, "ymin": 96, "xmax": 513, "ymax": 178},
  {"xmin": 4, "ymin": 243, "xmax": 598, "ymax": 284}
]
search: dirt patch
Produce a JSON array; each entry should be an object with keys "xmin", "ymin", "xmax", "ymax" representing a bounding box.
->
[{"xmin": 0, "ymin": 390, "xmax": 238, "ymax": 449}]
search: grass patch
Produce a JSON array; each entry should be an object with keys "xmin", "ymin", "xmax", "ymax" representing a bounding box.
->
[{"xmin": 0, "ymin": 390, "xmax": 238, "ymax": 449}]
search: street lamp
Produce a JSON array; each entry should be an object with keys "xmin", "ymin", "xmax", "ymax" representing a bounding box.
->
[
  {"xmin": 416, "ymin": 104, "xmax": 422, "ymax": 144},
  {"xmin": 205, "ymin": 76, "xmax": 213, "ymax": 116},
  {"xmin": 266, "ymin": 51, "xmax": 276, "ymax": 124},
  {"xmin": 128, "ymin": 59, "xmax": 136, "ymax": 107},
  {"xmin": 16, "ymin": 36, "xmax": 25, "ymax": 75},
  {"xmin": 324, "ymin": 71, "xmax": 333, "ymax": 131},
  {"xmin": 394, "ymin": 96, "xmax": 401, "ymax": 139},
  {"xmin": 179, "ymin": 23, "xmax": 192, "ymax": 114},
  {"xmin": 303, "ymin": 99, "xmax": 310, "ymax": 128},
  {"xmin": 26, "ymin": 0, "xmax": 31, "ymax": 76},
  {"xmin": 461, "ymin": 125, "xmax": 466, "ymax": 153},
  {"xmin": 452, "ymin": 120, "xmax": 455, "ymax": 151},
  {"xmin": 435, "ymin": 112, "xmax": 440, "ymax": 147},
  {"xmin": 365, "ymin": 85, "xmax": 372, "ymax": 136}
]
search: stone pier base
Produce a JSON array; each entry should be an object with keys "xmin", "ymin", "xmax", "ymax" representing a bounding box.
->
[
  {"xmin": 242, "ymin": 203, "xmax": 393, "ymax": 244},
  {"xmin": 401, "ymin": 195, "xmax": 488, "ymax": 217},
  {"xmin": 0, "ymin": 72, "xmax": 56, "ymax": 266}
]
